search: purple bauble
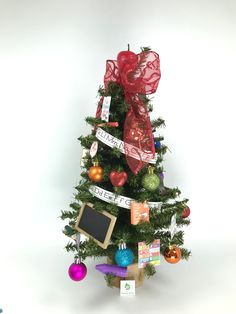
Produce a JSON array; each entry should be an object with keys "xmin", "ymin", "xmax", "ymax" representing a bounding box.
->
[{"xmin": 68, "ymin": 262, "xmax": 87, "ymax": 281}]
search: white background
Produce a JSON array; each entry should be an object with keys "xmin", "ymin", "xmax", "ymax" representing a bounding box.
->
[{"xmin": 0, "ymin": 0, "xmax": 236, "ymax": 313}]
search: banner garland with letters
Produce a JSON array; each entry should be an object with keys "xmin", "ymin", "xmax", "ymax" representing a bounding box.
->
[
  {"xmin": 89, "ymin": 185, "xmax": 162, "ymax": 210},
  {"xmin": 96, "ymin": 127, "xmax": 158, "ymax": 164}
]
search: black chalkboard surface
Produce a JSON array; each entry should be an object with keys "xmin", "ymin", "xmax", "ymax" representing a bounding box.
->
[{"xmin": 75, "ymin": 203, "xmax": 117, "ymax": 249}]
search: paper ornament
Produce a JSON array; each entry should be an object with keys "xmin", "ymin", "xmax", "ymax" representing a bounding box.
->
[{"xmin": 130, "ymin": 202, "xmax": 150, "ymax": 225}]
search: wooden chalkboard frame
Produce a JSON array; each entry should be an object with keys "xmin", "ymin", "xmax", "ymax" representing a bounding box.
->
[{"xmin": 75, "ymin": 203, "xmax": 117, "ymax": 249}]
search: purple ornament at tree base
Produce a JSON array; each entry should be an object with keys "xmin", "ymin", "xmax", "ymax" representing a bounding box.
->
[
  {"xmin": 68, "ymin": 261, "xmax": 87, "ymax": 281},
  {"xmin": 96, "ymin": 263, "xmax": 128, "ymax": 277}
]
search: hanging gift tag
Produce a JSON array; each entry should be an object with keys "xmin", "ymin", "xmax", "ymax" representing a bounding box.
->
[
  {"xmin": 138, "ymin": 240, "xmax": 160, "ymax": 268},
  {"xmin": 80, "ymin": 148, "xmax": 89, "ymax": 167},
  {"xmin": 130, "ymin": 202, "xmax": 150, "ymax": 225},
  {"xmin": 90, "ymin": 141, "xmax": 98, "ymax": 158},
  {"xmin": 170, "ymin": 213, "xmax": 177, "ymax": 239},
  {"xmin": 101, "ymin": 96, "xmax": 111, "ymax": 122},
  {"xmin": 120, "ymin": 280, "xmax": 135, "ymax": 296}
]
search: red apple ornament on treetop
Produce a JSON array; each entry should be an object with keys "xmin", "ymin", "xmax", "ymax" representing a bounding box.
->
[
  {"xmin": 109, "ymin": 170, "xmax": 128, "ymax": 187},
  {"xmin": 117, "ymin": 50, "xmax": 138, "ymax": 86}
]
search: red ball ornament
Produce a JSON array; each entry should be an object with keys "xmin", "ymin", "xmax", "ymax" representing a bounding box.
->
[
  {"xmin": 109, "ymin": 171, "xmax": 128, "ymax": 187},
  {"xmin": 182, "ymin": 206, "xmax": 191, "ymax": 218},
  {"xmin": 164, "ymin": 246, "xmax": 181, "ymax": 264}
]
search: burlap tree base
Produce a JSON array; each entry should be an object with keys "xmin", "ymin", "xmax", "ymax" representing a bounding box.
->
[{"xmin": 107, "ymin": 259, "xmax": 145, "ymax": 288}]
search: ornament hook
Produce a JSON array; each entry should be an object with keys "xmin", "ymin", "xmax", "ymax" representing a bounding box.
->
[
  {"xmin": 118, "ymin": 239, "xmax": 127, "ymax": 250},
  {"xmin": 74, "ymin": 256, "xmax": 81, "ymax": 264}
]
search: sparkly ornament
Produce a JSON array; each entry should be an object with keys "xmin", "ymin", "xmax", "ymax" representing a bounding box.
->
[
  {"xmin": 164, "ymin": 246, "xmax": 181, "ymax": 264},
  {"xmin": 115, "ymin": 241, "xmax": 134, "ymax": 267},
  {"xmin": 88, "ymin": 161, "xmax": 103, "ymax": 182},
  {"xmin": 109, "ymin": 170, "xmax": 128, "ymax": 187},
  {"xmin": 68, "ymin": 259, "xmax": 87, "ymax": 281},
  {"xmin": 155, "ymin": 140, "xmax": 161, "ymax": 149},
  {"xmin": 182, "ymin": 206, "xmax": 191, "ymax": 218},
  {"xmin": 142, "ymin": 166, "xmax": 160, "ymax": 191}
]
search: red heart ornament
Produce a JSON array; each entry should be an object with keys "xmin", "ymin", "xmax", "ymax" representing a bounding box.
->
[{"xmin": 109, "ymin": 171, "xmax": 128, "ymax": 187}]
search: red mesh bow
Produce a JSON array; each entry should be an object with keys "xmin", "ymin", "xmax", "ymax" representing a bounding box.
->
[{"xmin": 98, "ymin": 50, "xmax": 161, "ymax": 174}]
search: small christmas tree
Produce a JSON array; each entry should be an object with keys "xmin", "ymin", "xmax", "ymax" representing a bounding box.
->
[{"xmin": 61, "ymin": 46, "xmax": 191, "ymax": 287}]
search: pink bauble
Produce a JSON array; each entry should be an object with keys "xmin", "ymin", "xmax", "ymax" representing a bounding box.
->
[{"xmin": 68, "ymin": 262, "xmax": 87, "ymax": 281}]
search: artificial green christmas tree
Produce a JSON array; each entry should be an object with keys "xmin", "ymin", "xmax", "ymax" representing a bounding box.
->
[{"xmin": 61, "ymin": 46, "xmax": 191, "ymax": 287}]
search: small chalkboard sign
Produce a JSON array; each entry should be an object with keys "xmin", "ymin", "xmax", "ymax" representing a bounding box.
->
[{"xmin": 75, "ymin": 203, "xmax": 117, "ymax": 249}]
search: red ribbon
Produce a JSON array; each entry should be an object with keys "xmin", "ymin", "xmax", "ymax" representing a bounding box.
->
[{"xmin": 97, "ymin": 50, "xmax": 161, "ymax": 174}]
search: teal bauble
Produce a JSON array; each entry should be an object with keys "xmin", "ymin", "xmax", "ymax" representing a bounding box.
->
[
  {"xmin": 142, "ymin": 167, "xmax": 160, "ymax": 191},
  {"xmin": 115, "ymin": 244, "xmax": 134, "ymax": 267}
]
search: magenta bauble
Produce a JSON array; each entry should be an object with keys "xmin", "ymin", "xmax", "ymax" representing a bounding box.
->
[{"xmin": 68, "ymin": 262, "xmax": 87, "ymax": 281}]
